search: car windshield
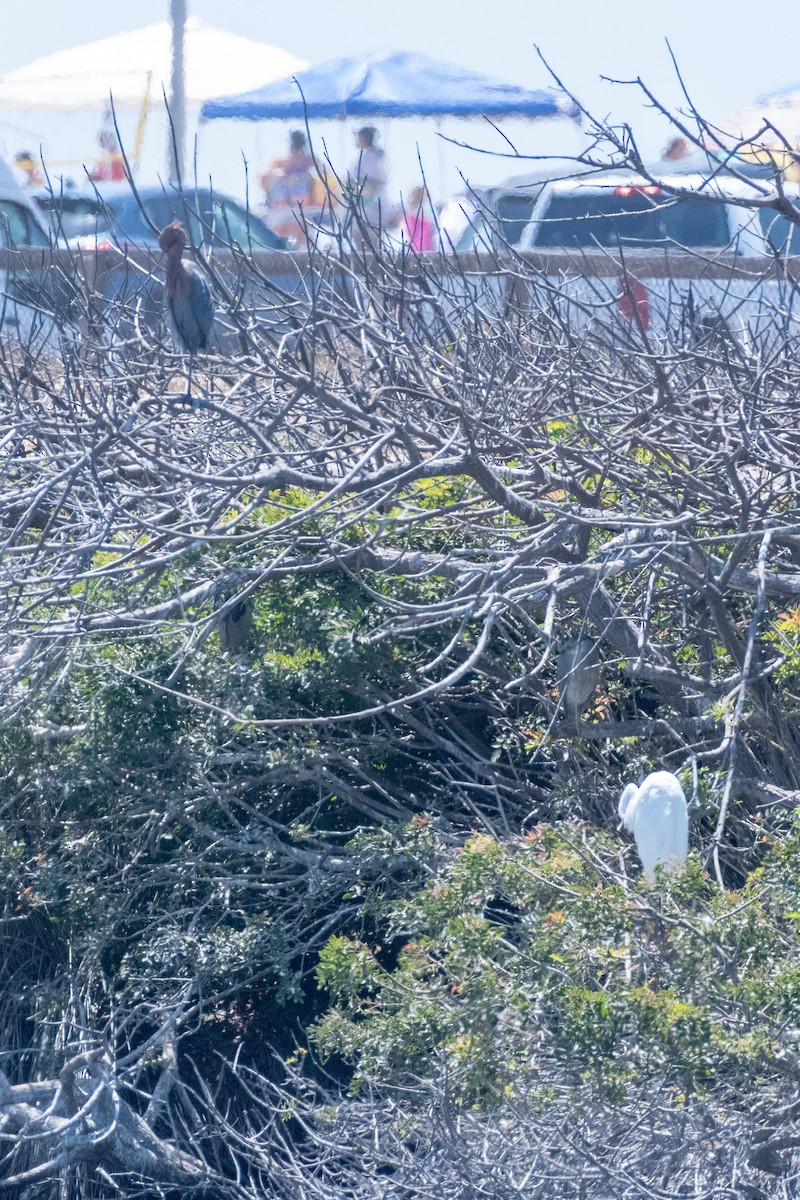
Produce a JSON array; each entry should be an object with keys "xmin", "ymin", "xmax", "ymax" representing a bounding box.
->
[
  {"xmin": 207, "ymin": 198, "xmax": 280, "ymax": 249},
  {"xmin": 532, "ymin": 188, "xmax": 731, "ymax": 249},
  {"xmin": 36, "ymin": 196, "xmax": 107, "ymax": 241},
  {"xmin": 0, "ymin": 200, "xmax": 49, "ymax": 248},
  {"xmin": 139, "ymin": 194, "xmax": 283, "ymax": 249},
  {"xmin": 47, "ymin": 191, "xmax": 284, "ymax": 250}
]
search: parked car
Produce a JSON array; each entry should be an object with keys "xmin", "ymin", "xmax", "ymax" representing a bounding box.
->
[
  {"xmin": 443, "ymin": 185, "xmax": 547, "ymax": 254},
  {"xmin": 479, "ymin": 163, "xmax": 800, "ymax": 344},
  {"xmin": 0, "ymin": 154, "xmax": 69, "ymax": 343},
  {"xmin": 443, "ymin": 163, "xmax": 589, "ymax": 254},
  {"xmin": 32, "ymin": 187, "xmax": 105, "ymax": 244},
  {"xmin": 515, "ymin": 170, "xmax": 766, "ymax": 254},
  {"xmin": 32, "ymin": 183, "xmax": 301, "ymax": 341},
  {"xmin": 33, "ymin": 183, "xmax": 292, "ymax": 252}
]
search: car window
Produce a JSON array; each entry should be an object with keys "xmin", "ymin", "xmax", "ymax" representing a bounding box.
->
[
  {"xmin": 759, "ymin": 208, "xmax": 800, "ymax": 255},
  {"xmin": 144, "ymin": 193, "xmax": 257, "ymax": 249},
  {"xmin": 139, "ymin": 195, "xmax": 203, "ymax": 246},
  {"xmin": 454, "ymin": 214, "xmax": 493, "ymax": 253},
  {"xmin": 532, "ymin": 189, "xmax": 731, "ymax": 249},
  {"xmin": 208, "ymin": 198, "xmax": 282, "ymax": 249},
  {"xmin": 209, "ymin": 198, "xmax": 249, "ymax": 246},
  {"xmin": 494, "ymin": 192, "xmax": 541, "ymax": 246},
  {"xmin": 0, "ymin": 200, "xmax": 49, "ymax": 248}
]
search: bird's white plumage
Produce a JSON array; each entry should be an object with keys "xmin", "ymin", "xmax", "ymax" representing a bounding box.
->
[
  {"xmin": 618, "ymin": 771, "xmax": 688, "ymax": 881},
  {"xmin": 618, "ymin": 783, "xmax": 639, "ymax": 829}
]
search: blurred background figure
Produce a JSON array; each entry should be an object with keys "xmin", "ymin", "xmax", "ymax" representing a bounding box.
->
[
  {"xmin": 350, "ymin": 125, "xmax": 386, "ymax": 206},
  {"xmin": 90, "ymin": 114, "xmax": 126, "ymax": 182},
  {"xmin": 14, "ymin": 151, "xmax": 44, "ymax": 189},
  {"xmin": 259, "ymin": 129, "xmax": 315, "ymax": 239},
  {"xmin": 661, "ymin": 136, "xmax": 691, "ymax": 162},
  {"xmin": 399, "ymin": 185, "xmax": 436, "ymax": 250}
]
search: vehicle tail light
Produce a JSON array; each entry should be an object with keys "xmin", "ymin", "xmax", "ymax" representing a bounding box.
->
[
  {"xmin": 618, "ymin": 276, "xmax": 651, "ymax": 330},
  {"xmin": 75, "ymin": 237, "xmax": 116, "ymax": 252},
  {"xmin": 612, "ymin": 185, "xmax": 662, "ymax": 197}
]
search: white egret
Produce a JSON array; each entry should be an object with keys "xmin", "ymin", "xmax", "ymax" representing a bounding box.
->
[{"xmin": 618, "ymin": 771, "xmax": 688, "ymax": 882}]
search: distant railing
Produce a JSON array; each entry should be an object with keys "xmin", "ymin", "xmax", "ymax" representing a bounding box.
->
[{"xmin": 2, "ymin": 247, "xmax": 800, "ymax": 283}]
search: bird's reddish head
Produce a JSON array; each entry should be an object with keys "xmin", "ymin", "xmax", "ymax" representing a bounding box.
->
[{"xmin": 158, "ymin": 221, "xmax": 187, "ymax": 254}]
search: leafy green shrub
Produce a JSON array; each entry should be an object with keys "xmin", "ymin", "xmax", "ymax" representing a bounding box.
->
[{"xmin": 311, "ymin": 822, "xmax": 800, "ymax": 1107}]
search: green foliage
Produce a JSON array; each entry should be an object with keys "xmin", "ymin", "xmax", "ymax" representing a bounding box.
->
[
  {"xmin": 766, "ymin": 605, "xmax": 800, "ymax": 690},
  {"xmin": 0, "ymin": 539, "xmax": 496, "ymax": 1055},
  {"xmin": 311, "ymin": 825, "xmax": 800, "ymax": 1107}
]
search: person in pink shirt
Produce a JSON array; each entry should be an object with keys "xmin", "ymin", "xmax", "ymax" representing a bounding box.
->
[{"xmin": 401, "ymin": 186, "xmax": 436, "ymax": 251}]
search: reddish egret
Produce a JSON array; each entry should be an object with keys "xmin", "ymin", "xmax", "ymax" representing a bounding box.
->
[{"xmin": 158, "ymin": 220, "xmax": 213, "ymax": 398}]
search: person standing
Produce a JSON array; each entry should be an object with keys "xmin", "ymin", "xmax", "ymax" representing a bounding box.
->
[
  {"xmin": 400, "ymin": 185, "xmax": 436, "ymax": 251},
  {"xmin": 350, "ymin": 126, "xmax": 386, "ymax": 214},
  {"xmin": 14, "ymin": 151, "xmax": 44, "ymax": 189},
  {"xmin": 260, "ymin": 130, "xmax": 315, "ymax": 239},
  {"xmin": 90, "ymin": 126, "xmax": 126, "ymax": 182}
]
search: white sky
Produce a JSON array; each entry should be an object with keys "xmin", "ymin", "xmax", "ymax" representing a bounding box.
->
[{"xmin": 1, "ymin": 0, "xmax": 797, "ymax": 200}]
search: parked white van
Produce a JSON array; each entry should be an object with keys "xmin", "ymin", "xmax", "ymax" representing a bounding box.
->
[
  {"xmin": 503, "ymin": 165, "xmax": 800, "ymax": 344},
  {"xmin": 515, "ymin": 169, "xmax": 772, "ymax": 252}
]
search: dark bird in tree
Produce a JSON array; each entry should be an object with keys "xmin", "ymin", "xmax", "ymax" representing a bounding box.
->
[
  {"xmin": 215, "ymin": 592, "xmax": 253, "ymax": 655},
  {"xmin": 158, "ymin": 221, "xmax": 213, "ymax": 398},
  {"xmin": 556, "ymin": 636, "xmax": 601, "ymax": 727}
]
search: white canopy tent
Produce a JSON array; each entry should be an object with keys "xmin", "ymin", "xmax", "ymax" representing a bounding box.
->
[
  {"xmin": 0, "ymin": 19, "xmax": 307, "ymax": 187},
  {"xmin": 719, "ymin": 84, "xmax": 800, "ymax": 158}
]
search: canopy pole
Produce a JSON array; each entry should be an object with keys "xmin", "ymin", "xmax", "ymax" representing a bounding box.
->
[
  {"xmin": 168, "ymin": 0, "xmax": 187, "ymax": 183},
  {"xmin": 435, "ymin": 116, "xmax": 445, "ymax": 205},
  {"xmin": 134, "ymin": 70, "xmax": 153, "ymax": 172}
]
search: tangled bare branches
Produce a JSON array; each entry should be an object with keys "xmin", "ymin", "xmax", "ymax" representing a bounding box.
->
[{"xmin": 2, "ymin": 147, "xmax": 800, "ymax": 1194}]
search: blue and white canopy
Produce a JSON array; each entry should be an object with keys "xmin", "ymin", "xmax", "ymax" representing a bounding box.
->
[{"xmin": 201, "ymin": 50, "xmax": 579, "ymax": 122}]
